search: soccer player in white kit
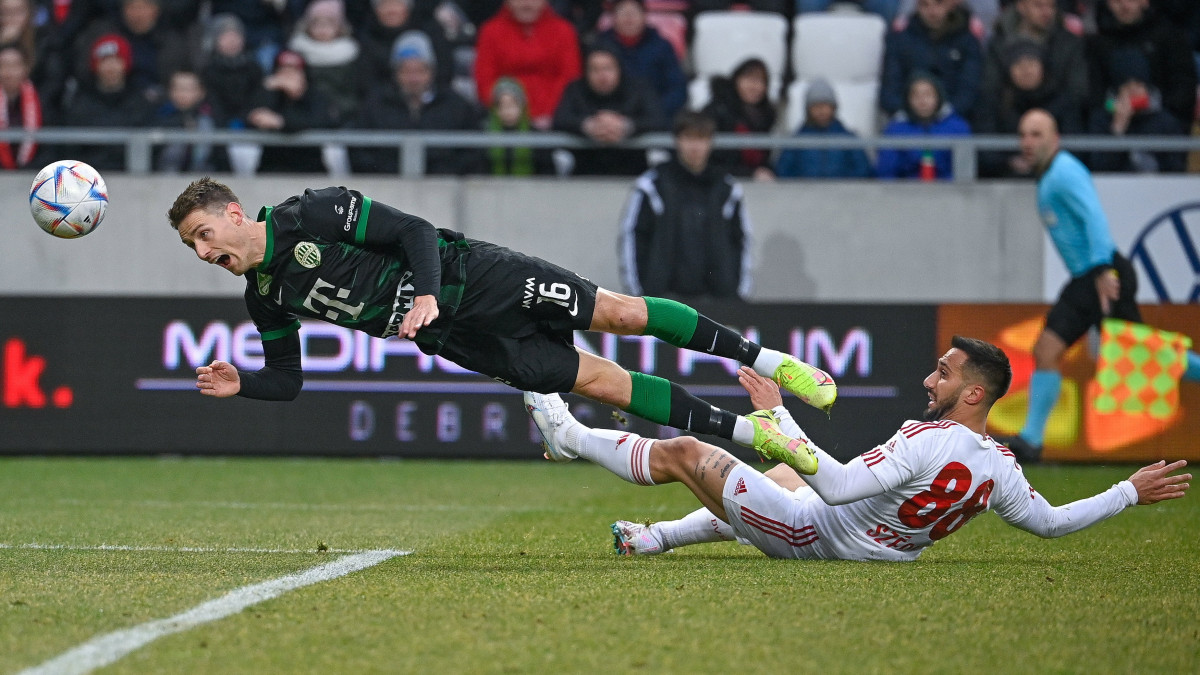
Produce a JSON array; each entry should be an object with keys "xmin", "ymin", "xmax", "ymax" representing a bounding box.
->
[{"xmin": 524, "ymin": 336, "xmax": 1191, "ymax": 560}]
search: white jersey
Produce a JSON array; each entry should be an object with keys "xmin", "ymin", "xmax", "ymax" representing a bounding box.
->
[
  {"xmin": 808, "ymin": 420, "xmax": 1027, "ymax": 561},
  {"xmin": 722, "ymin": 416, "xmax": 1138, "ymax": 561}
]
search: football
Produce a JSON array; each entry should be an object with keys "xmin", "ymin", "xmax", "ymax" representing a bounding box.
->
[{"xmin": 29, "ymin": 160, "xmax": 108, "ymax": 238}]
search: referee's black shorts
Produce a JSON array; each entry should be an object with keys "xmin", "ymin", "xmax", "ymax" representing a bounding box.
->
[
  {"xmin": 1044, "ymin": 252, "xmax": 1141, "ymax": 346},
  {"xmin": 438, "ymin": 240, "xmax": 600, "ymax": 393}
]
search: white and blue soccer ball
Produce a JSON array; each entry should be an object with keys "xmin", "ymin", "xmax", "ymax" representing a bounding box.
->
[{"xmin": 29, "ymin": 160, "xmax": 108, "ymax": 238}]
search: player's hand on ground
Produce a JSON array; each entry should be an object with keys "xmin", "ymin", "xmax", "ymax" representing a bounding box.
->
[
  {"xmin": 399, "ymin": 295, "xmax": 439, "ymax": 339},
  {"xmin": 1095, "ymin": 270, "xmax": 1119, "ymax": 315},
  {"xmin": 1129, "ymin": 460, "xmax": 1190, "ymax": 505},
  {"xmin": 738, "ymin": 366, "xmax": 783, "ymax": 410},
  {"xmin": 196, "ymin": 360, "xmax": 240, "ymax": 397}
]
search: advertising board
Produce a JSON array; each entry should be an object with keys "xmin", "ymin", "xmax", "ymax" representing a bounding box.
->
[{"xmin": 1, "ymin": 299, "xmax": 935, "ymax": 461}]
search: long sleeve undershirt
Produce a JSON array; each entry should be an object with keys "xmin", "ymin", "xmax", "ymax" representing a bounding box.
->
[
  {"xmin": 997, "ymin": 480, "xmax": 1138, "ymax": 538},
  {"xmin": 772, "ymin": 406, "xmax": 1139, "ymax": 536},
  {"xmin": 235, "ymin": 331, "xmax": 303, "ymax": 401}
]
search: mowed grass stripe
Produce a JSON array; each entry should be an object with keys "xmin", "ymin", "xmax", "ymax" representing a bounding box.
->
[{"xmin": 17, "ymin": 549, "xmax": 410, "ymax": 675}]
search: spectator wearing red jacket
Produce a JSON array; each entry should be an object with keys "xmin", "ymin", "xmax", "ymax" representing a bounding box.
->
[{"xmin": 474, "ymin": 0, "xmax": 580, "ymax": 129}]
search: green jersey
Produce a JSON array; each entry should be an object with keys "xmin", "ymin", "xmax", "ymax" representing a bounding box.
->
[{"xmin": 245, "ymin": 186, "xmax": 467, "ymax": 347}]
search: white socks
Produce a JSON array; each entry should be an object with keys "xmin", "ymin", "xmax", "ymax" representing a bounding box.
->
[
  {"xmin": 731, "ymin": 416, "xmax": 755, "ymax": 446},
  {"xmin": 751, "ymin": 348, "xmax": 786, "ymax": 379},
  {"xmin": 654, "ymin": 507, "xmax": 736, "ymax": 550},
  {"xmin": 729, "ymin": 347, "xmax": 788, "ymax": 447},
  {"xmin": 569, "ymin": 428, "xmax": 656, "ymax": 486}
]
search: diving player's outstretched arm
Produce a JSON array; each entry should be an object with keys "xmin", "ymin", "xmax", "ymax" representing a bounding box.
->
[{"xmin": 195, "ymin": 331, "xmax": 303, "ymax": 401}]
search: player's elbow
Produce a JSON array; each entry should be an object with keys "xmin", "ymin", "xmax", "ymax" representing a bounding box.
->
[
  {"xmin": 278, "ymin": 371, "xmax": 303, "ymax": 401},
  {"xmin": 1021, "ymin": 520, "xmax": 1068, "ymax": 539}
]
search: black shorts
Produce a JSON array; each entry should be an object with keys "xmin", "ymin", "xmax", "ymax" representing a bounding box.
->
[
  {"xmin": 1045, "ymin": 252, "xmax": 1141, "ymax": 346},
  {"xmin": 438, "ymin": 240, "xmax": 599, "ymax": 392}
]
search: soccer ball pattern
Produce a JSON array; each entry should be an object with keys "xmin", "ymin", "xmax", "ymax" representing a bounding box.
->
[{"xmin": 29, "ymin": 160, "xmax": 108, "ymax": 238}]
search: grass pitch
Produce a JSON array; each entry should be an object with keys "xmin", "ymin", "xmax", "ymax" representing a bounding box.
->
[{"xmin": 2, "ymin": 457, "xmax": 1197, "ymax": 674}]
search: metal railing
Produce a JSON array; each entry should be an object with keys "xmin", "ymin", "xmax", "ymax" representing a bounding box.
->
[{"xmin": 6, "ymin": 127, "xmax": 1200, "ymax": 182}]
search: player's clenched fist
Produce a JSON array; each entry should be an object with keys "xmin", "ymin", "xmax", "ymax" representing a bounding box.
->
[{"xmin": 196, "ymin": 360, "xmax": 241, "ymax": 397}]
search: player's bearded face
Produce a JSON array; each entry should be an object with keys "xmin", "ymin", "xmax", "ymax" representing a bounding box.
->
[
  {"xmin": 923, "ymin": 352, "xmax": 968, "ymax": 421},
  {"xmin": 923, "ymin": 382, "xmax": 965, "ymax": 421}
]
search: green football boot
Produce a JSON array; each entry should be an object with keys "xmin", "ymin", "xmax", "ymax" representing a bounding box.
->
[
  {"xmin": 774, "ymin": 355, "xmax": 837, "ymax": 413},
  {"xmin": 746, "ymin": 409, "xmax": 818, "ymax": 475}
]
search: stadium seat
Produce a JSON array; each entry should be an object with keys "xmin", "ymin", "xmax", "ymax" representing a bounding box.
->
[
  {"xmin": 688, "ymin": 77, "xmax": 711, "ymax": 110},
  {"xmin": 791, "ymin": 12, "xmax": 887, "ymax": 82},
  {"xmin": 691, "ymin": 11, "xmax": 789, "ymax": 85},
  {"xmin": 784, "ymin": 78, "xmax": 881, "ymax": 138}
]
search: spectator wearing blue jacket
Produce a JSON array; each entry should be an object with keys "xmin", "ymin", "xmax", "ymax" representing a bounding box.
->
[
  {"xmin": 776, "ymin": 78, "xmax": 873, "ymax": 179},
  {"xmin": 881, "ymin": 0, "xmax": 983, "ymax": 120},
  {"xmin": 597, "ymin": 0, "xmax": 687, "ymax": 121},
  {"xmin": 877, "ymin": 72, "xmax": 971, "ymax": 179}
]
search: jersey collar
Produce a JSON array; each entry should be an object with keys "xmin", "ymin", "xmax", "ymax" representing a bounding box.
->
[{"xmin": 255, "ymin": 206, "xmax": 275, "ymax": 271}]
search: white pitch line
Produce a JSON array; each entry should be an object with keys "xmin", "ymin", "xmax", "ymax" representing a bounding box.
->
[
  {"xmin": 17, "ymin": 549, "xmax": 409, "ymax": 675},
  {"xmin": 0, "ymin": 543, "xmax": 372, "ymax": 554},
  {"xmin": 51, "ymin": 498, "xmax": 549, "ymax": 514}
]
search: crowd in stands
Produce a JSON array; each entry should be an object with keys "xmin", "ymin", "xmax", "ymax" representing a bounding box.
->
[{"xmin": 2, "ymin": 0, "xmax": 1198, "ymax": 178}]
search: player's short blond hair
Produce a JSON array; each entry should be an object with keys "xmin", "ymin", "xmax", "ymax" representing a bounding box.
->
[{"xmin": 167, "ymin": 177, "xmax": 240, "ymax": 230}]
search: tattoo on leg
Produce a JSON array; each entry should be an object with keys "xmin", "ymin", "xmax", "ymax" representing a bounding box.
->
[
  {"xmin": 697, "ymin": 448, "xmax": 724, "ymax": 481},
  {"xmin": 718, "ymin": 457, "xmax": 736, "ymax": 479}
]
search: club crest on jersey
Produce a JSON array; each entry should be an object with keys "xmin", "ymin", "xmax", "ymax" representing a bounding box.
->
[
  {"xmin": 256, "ymin": 272, "xmax": 273, "ymax": 296},
  {"xmin": 294, "ymin": 241, "xmax": 322, "ymax": 269}
]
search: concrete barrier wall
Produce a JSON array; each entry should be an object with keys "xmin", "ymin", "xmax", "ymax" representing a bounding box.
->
[{"xmin": 1, "ymin": 174, "xmax": 1044, "ymax": 301}]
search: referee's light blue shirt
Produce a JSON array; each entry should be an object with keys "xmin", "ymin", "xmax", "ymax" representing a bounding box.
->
[{"xmin": 1036, "ymin": 150, "xmax": 1118, "ymax": 278}]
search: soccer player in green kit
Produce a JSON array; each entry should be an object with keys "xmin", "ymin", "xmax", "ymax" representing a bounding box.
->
[{"xmin": 167, "ymin": 177, "xmax": 832, "ymax": 464}]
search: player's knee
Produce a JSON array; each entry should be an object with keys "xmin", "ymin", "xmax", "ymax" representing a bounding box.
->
[
  {"xmin": 572, "ymin": 359, "xmax": 631, "ymax": 407},
  {"xmin": 764, "ymin": 463, "xmax": 806, "ymax": 491},
  {"xmin": 650, "ymin": 436, "xmax": 708, "ymax": 474},
  {"xmin": 591, "ymin": 290, "xmax": 647, "ymax": 335}
]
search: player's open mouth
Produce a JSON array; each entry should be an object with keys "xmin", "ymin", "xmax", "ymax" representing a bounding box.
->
[{"xmin": 216, "ymin": 254, "xmax": 231, "ymax": 267}]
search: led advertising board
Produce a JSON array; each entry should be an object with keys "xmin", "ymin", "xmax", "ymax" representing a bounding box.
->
[{"xmin": 0, "ymin": 298, "xmax": 934, "ymax": 460}]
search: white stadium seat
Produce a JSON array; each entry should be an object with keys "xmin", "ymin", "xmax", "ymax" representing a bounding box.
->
[
  {"xmin": 791, "ymin": 13, "xmax": 887, "ymax": 82},
  {"xmin": 688, "ymin": 77, "xmax": 711, "ymax": 111},
  {"xmin": 691, "ymin": 11, "xmax": 789, "ymax": 83}
]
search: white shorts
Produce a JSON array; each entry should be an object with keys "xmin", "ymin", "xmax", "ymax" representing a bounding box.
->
[{"xmin": 721, "ymin": 464, "xmax": 827, "ymax": 559}]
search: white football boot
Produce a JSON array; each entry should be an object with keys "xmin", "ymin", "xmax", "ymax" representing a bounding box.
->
[
  {"xmin": 523, "ymin": 391, "xmax": 578, "ymax": 462},
  {"xmin": 611, "ymin": 520, "xmax": 671, "ymax": 556}
]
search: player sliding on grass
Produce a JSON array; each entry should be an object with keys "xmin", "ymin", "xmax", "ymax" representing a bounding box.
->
[
  {"xmin": 524, "ymin": 336, "xmax": 1190, "ymax": 560},
  {"xmin": 166, "ymin": 178, "xmax": 834, "ymax": 458}
]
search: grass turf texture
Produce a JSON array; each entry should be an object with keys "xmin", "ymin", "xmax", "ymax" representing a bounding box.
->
[{"xmin": 2, "ymin": 458, "xmax": 1197, "ymax": 674}]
